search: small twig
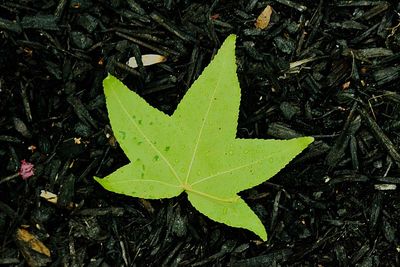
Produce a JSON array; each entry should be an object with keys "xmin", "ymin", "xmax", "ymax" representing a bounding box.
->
[
  {"xmin": 0, "ymin": 173, "xmax": 19, "ymax": 185},
  {"xmin": 358, "ymin": 107, "xmax": 400, "ymax": 165}
]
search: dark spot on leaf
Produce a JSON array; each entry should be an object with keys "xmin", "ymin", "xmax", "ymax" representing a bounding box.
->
[
  {"xmin": 165, "ymin": 146, "xmax": 170, "ymax": 152},
  {"xmin": 138, "ymin": 120, "xmax": 142, "ymax": 125},
  {"xmin": 118, "ymin": 131, "xmax": 126, "ymax": 140},
  {"xmin": 153, "ymin": 155, "xmax": 160, "ymax": 161}
]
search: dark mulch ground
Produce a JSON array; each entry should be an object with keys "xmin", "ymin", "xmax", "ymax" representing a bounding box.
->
[{"xmin": 1, "ymin": 0, "xmax": 400, "ymax": 266}]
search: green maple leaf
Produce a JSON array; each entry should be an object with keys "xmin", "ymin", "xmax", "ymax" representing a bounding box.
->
[{"xmin": 95, "ymin": 35, "xmax": 313, "ymax": 240}]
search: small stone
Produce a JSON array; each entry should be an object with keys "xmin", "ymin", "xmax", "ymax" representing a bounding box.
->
[
  {"xmin": 280, "ymin": 102, "xmax": 300, "ymax": 120},
  {"xmin": 77, "ymin": 14, "xmax": 98, "ymax": 33},
  {"xmin": 70, "ymin": 31, "xmax": 93, "ymax": 50},
  {"xmin": 274, "ymin": 36, "xmax": 295, "ymax": 54}
]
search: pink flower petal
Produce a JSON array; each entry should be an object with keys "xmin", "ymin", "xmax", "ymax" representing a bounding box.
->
[{"xmin": 19, "ymin": 160, "xmax": 35, "ymax": 180}]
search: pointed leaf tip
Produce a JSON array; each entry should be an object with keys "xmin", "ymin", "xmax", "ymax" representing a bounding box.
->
[
  {"xmin": 103, "ymin": 74, "xmax": 116, "ymax": 95},
  {"xmin": 104, "ymin": 73, "xmax": 114, "ymax": 83},
  {"xmin": 222, "ymin": 34, "xmax": 237, "ymax": 51},
  {"xmin": 303, "ymin": 136, "xmax": 315, "ymax": 146},
  {"xmin": 226, "ymin": 34, "xmax": 236, "ymax": 43}
]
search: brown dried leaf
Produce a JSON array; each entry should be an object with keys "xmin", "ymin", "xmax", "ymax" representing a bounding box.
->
[
  {"xmin": 16, "ymin": 228, "xmax": 51, "ymax": 257},
  {"xmin": 16, "ymin": 228, "xmax": 51, "ymax": 267},
  {"xmin": 255, "ymin": 5, "xmax": 273, "ymax": 30}
]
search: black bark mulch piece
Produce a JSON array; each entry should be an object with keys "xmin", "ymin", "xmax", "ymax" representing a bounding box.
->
[{"xmin": 1, "ymin": 0, "xmax": 400, "ymax": 266}]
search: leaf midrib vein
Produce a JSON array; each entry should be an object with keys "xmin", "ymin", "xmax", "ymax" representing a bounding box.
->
[
  {"xmin": 105, "ymin": 178, "xmax": 181, "ymax": 188},
  {"xmin": 190, "ymin": 158, "xmax": 265, "ymax": 187},
  {"xmin": 184, "ymin": 71, "xmax": 222, "ymax": 184},
  {"xmin": 184, "ymin": 157, "xmax": 269, "ymax": 203},
  {"xmin": 112, "ymin": 89, "xmax": 182, "ymax": 184}
]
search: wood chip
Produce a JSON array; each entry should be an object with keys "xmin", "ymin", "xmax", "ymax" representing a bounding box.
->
[
  {"xmin": 255, "ymin": 5, "xmax": 273, "ymax": 30},
  {"xmin": 40, "ymin": 190, "xmax": 78, "ymax": 208},
  {"xmin": 374, "ymin": 184, "xmax": 397, "ymax": 191},
  {"xmin": 40, "ymin": 190, "xmax": 58, "ymax": 205},
  {"xmin": 358, "ymin": 107, "xmax": 400, "ymax": 165},
  {"xmin": 126, "ymin": 54, "xmax": 167, "ymax": 68}
]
